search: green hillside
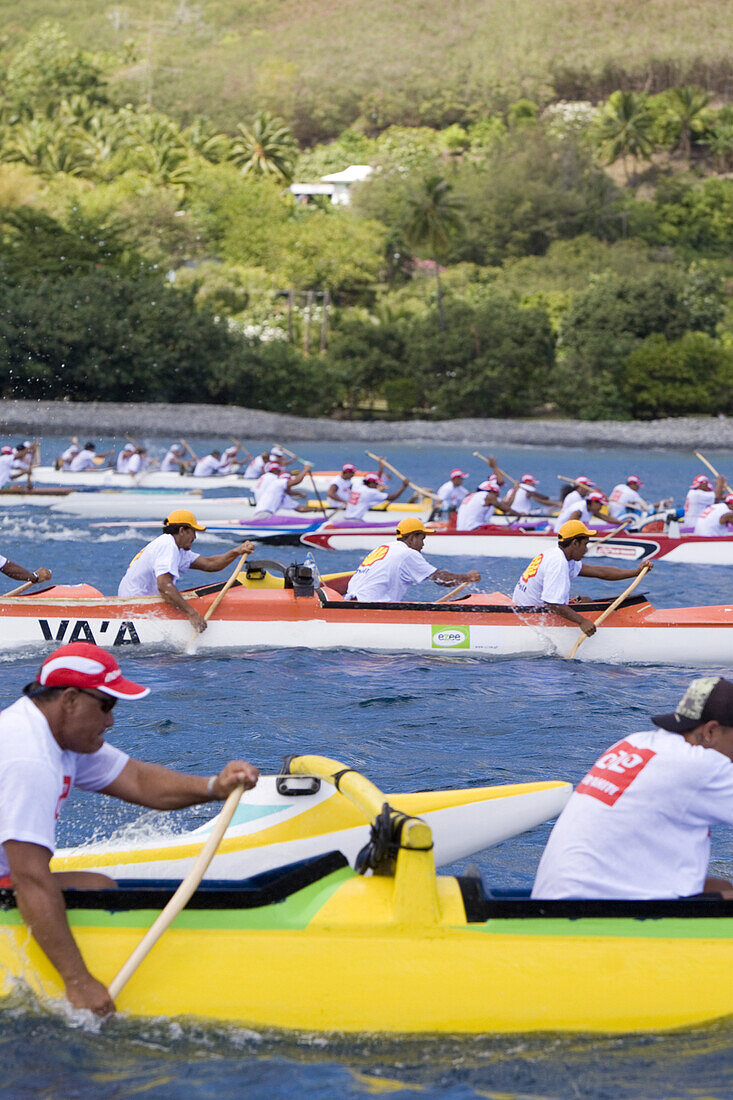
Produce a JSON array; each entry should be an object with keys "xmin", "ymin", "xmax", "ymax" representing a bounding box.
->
[{"xmin": 2, "ymin": 0, "xmax": 732, "ymax": 140}]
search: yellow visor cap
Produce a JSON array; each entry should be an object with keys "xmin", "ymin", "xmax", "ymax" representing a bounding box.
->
[
  {"xmin": 558, "ymin": 520, "xmax": 596, "ymax": 540},
  {"xmin": 165, "ymin": 508, "xmax": 207, "ymax": 531},
  {"xmin": 397, "ymin": 517, "xmax": 427, "ymax": 538}
]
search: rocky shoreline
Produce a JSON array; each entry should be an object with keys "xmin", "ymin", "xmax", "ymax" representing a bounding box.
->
[{"xmin": 2, "ymin": 399, "xmax": 733, "ymax": 449}]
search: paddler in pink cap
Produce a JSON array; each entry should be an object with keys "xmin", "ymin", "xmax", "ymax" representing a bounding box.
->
[
  {"xmin": 0, "ymin": 642, "xmax": 258, "ymax": 1017},
  {"xmin": 435, "ymin": 468, "xmax": 470, "ymax": 515},
  {"xmin": 342, "ymin": 467, "xmax": 409, "ymax": 522},
  {"xmin": 328, "ymin": 462, "xmax": 360, "ymax": 505}
]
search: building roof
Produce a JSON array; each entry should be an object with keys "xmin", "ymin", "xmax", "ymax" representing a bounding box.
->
[{"xmin": 319, "ymin": 165, "xmax": 374, "ymax": 184}]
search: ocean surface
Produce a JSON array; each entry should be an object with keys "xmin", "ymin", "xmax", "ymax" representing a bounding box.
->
[{"xmin": 1, "ymin": 436, "xmax": 732, "ymax": 1099}]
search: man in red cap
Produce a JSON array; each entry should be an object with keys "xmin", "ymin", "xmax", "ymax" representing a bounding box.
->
[
  {"xmin": 327, "ymin": 462, "xmax": 359, "ymax": 505},
  {"xmin": 552, "ymin": 476, "xmax": 595, "ymax": 532},
  {"xmin": 684, "ymin": 474, "xmax": 724, "ymax": 529},
  {"xmin": 0, "ymin": 642, "xmax": 258, "ymax": 1017},
  {"xmin": 343, "ymin": 469, "xmax": 409, "ymax": 522},
  {"xmin": 435, "ymin": 469, "xmax": 470, "ymax": 515}
]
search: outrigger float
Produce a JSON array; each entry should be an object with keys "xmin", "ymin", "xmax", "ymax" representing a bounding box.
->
[
  {"xmin": 303, "ymin": 519, "xmax": 733, "ymax": 565},
  {"xmin": 1, "ymin": 757, "xmax": 730, "ymax": 1033},
  {"xmin": 52, "ymin": 773, "xmax": 571, "ymax": 881},
  {"xmin": 2, "ymin": 561, "xmax": 733, "ymax": 663}
]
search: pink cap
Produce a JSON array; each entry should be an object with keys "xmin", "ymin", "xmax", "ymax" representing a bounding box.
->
[
  {"xmin": 588, "ymin": 491, "xmax": 607, "ymax": 503},
  {"xmin": 265, "ymin": 462, "xmax": 282, "ymax": 473},
  {"xmin": 362, "ymin": 471, "xmax": 383, "ymax": 485},
  {"xmin": 1, "ymin": 446, "xmax": 12, "ymax": 455},
  {"xmin": 36, "ymin": 643, "xmax": 150, "ymax": 700},
  {"xmin": 342, "ymin": 463, "xmax": 357, "ymax": 474},
  {"xmin": 626, "ymin": 475, "xmax": 643, "ymax": 486},
  {"xmin": 450, "ymin": 468, "xmax": 468, "ymax": 480},
  {"xmin": 692, "ymin": 475, "xmax": 711, "ymax": 489},
  {"xmin": 574, "ymin": 476, "xmax": 593, "ymax": 487},
  {"xmin": 479, "ymin": 479, "xmax": 500, "ymax": 492},
  {"xmin": 520, "ymin": 474, "xmax": 538, "ymax": 485}
]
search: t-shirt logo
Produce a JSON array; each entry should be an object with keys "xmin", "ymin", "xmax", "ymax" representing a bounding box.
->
[
  {"xmin": 521, "ymin": 554, "xmax": 543, "ymax": 583},
  {"xmin": 609, "ymin": 488, "xmax": 623, "ymax": 502},
  {"xmin": 348, "ymin": 490, "xmax": 360, "ymax": 505},
  {"xmin": 56, "ymin": 775, "xmax": 71, "ymax": 819},
  {"xmin": 360, "ymin": 545, "xmax": 389, "ymax": 568},
  {"xmin": 576, "ymin": 739, "xmax": 656, "ymax": 806}
]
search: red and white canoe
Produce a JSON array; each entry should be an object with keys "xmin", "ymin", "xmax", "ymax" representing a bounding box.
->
[
  {"xmin": 2, "ymin": 572, "xmax": 733, "ymax": 664},
  {"xmin": 302, "ymin": 520, "xmax": 733, "ymax": 564}
]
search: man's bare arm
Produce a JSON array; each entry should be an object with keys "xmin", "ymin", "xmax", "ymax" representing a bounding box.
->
[{"xmin": 102, "ymin": 758, "xmax": 259, "ymax": 810}]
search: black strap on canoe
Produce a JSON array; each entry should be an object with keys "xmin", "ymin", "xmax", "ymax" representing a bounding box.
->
[{"xmin": 355, "ymin": 802, "xmax": 433, "ymax": 876}]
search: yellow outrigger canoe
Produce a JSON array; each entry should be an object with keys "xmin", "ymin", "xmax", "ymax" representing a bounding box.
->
[{"xmin": 1, "ymin": 756, "xmax": 731, "ymax": 1034}]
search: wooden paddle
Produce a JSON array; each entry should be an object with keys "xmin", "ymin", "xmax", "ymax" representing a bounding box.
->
[
  {"xmin": 185, "ymin": 547, "xmax": 252, "ymax": 654},
  {"xmin": 365, "ymin": 452, "xmax": 440, "ymax": 502},
  {"xmin": 4, "ymin": 579, "xmax": 37, "ymax": 597},
  {"xmin": 472, "ymin": 452, "xmax": 517, "ymax": 487},
  {"xmin": 180, "ymin": 438, "xmax": 198, "ymax": 463},
  {"xmin": 108, "ymin": 782, "xmax": 245, "ymax": 1001},
  {"xmin": 566, "ymin": 562, "xmax": 653, "ymax": 660},
  {"xmin": 694, "ymin": 450, "xmax": 731, "ymax": 493},
  {"xmin": 435, "ymin": 580, "xmax": 471, "ymax": 604}
]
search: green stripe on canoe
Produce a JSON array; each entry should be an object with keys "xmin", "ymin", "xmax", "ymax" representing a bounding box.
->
[
  {"xmin": 468, "ymin": 918, "xmax": 733, "ymax": 939},
  {"xmin": 0, "ymin": 867, "xmax": 354, "ymax": 932}
]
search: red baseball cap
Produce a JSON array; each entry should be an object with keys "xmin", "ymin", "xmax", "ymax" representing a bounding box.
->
[
  {"xmin": 362, "ymin": 471, "xmax": 383, "ymax": 485},
  {"xmin": 34, "ymin": 643, "xmax": 150, "ymax": 699},
  {"xmin": 450, "ymin": 468, "xmax": 468, "ymax": 479},
  {"xmin": 691, "ymin": 475, "xmax": 711, "ymax": 489},
  {"xmin": 588, "ymin": 491, "xmax": 607, "ymax": 503},
  {"xmin": 626, "ymin": 475, "xmax": 643, "ymax": 486},
  {"xmin": 479, "ymin": 478, "xmax": 500, "ymax": 492},
  {"xmin": 264, "ymin": 462, "xmax": 283, "ymax": 473},
  {"xmin": 342, "ymin": 463, "xmax": 357, "ymax": 473},
  {"xmin": 520, "ymin": 473, "xmax": 539, "ymax": 485},
  {"xmin": 574, "ymin": 476, "xmax": 593, "ymax": 487}
]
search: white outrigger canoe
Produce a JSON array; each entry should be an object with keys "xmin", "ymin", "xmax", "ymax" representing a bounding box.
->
[
  {"xmin": 303, "ymin": 520, "xmax": 733, "ymax": 565},
  {"xmin": 30, "ymin": 465, "xmax": 339, "ymax": 494},
  {"xmin": 52, "ymin": 773, "xmax": 571, "ymax": 882},
  {"xmin": 2, "ymin": 568, "xmax": 733, "ymax": 664}
]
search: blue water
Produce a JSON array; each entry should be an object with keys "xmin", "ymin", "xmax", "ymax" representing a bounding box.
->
[{"xmin": 1, "ymin": 436, "xmax": 732, "ymax": 1099}]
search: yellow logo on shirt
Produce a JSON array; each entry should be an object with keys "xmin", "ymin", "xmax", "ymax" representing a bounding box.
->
[
  {"xmin": 360, "ymin": 545, "xmax": 389, "ymax": 568},
  {"xmin": 521, "ymin": 553, "xmax": 543, "ymax": 582}
]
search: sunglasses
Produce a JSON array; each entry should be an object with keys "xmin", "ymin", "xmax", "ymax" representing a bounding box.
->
[{"xmin": 78, "ymin": 689, "xmax": 116, "ymax": 713}]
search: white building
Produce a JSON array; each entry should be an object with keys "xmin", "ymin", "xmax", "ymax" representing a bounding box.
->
[{"xmin": 289, "ymin": 164, "xmax": 373, "ymax": 206}]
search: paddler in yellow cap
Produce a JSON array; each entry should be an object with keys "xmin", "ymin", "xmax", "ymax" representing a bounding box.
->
[
  {"xmin": 117, "ymin": 509, "xmax": 254, "ymax": 633},
  {"xmin": 512, "ymin": 520, "xmax": 652, "ymax": 637},
  {"xmin": 344, "ymin": 518, "xmax": 480, "ymax": 602}
]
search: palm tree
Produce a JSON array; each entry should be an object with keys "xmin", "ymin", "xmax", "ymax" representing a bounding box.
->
[
  {"xmin": 229, "ymin": 111, "xmax": 298, "ymax": 183},
  {"xmin": 597, "ymin": 91, "xmax": 656, "ymax": 181},
  {"xmin": 403, "ymin": 175, "xmax": 463, "ymax": 329},
  {"xmin": 701, "ymin": 114, "xmax": 733, "ymax": 171},
  {"xmin": 664, "ymin": 86, "xmax": 711, "ymax": 162},
  {"xmin": 183, "ymin": 116, "xmax": 231, "ymax": 164}
]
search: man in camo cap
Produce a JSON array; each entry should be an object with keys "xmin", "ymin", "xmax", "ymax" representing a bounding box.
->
[{"xmin": 532, "ymin": 676, "xmax": 733, "ymax": 899}]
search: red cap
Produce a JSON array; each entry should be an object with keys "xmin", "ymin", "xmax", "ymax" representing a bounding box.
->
[
  {"xmin": 362, "ymin": 471, "xmax": 383, "ymax": 485},
  {"xmin": 479, "ymin": 478, "xmax": 500, "ymax": 492},
  {"xmin": 626, "ymin": 475, "xmax": 643, "ymax": 486},
  {"xmin": 264, "ymin": 462, "xmax": 283, "ymax": 474},
  {"xmin": 588, "ymin": 491, "xmax": 607, "ymax": 503},
  {"xmin": 0, "ymin": 446, "xmax": 12, "ymax": 455},
  {"xmin": 36, "ymin": 643, "xmax": 150, "ymax": 700},
  {"xmin": 725, "ymin": 494, "xmax": 733, "ymax": 506},
  {"xmin": 450, "ymin": 468, "xmax": 468, "ymax": 480},
  {"xmin": 574, "ymin": 476, "xmax": 593, "ymax": 487},
  {"xmin": 520, "ymin": 473, "xmax": 538, "ymax": 485},
  {"xmin": 342, "ymin": 463, "xmax": 357, "ymax": 474},
  {"xmin": 692, "ymin": 475, "xmax": 711, "ymax": 489}
]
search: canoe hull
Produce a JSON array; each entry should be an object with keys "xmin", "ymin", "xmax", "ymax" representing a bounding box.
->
[
  {"xmin": 3, "ymin": 587, "xmax": 733, "ymax": 664},
  {"xmin": 1, "ymin": 876, "xmax": 731, "ymax": 1033}
]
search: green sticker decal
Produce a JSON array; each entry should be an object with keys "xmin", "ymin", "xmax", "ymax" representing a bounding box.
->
[{"xmin": 431, "ymin": 625, "xmax": 470, "ymax": 649}]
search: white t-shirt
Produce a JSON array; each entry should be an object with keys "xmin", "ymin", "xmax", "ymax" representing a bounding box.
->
[
  {"xmin": 685, "ymin": 488, "xmax": 715, "ymax": 527},
  {"xmin": 436, "ymin": 481, "xmax": 468, "ymax": 510},
  {"xmin": 552, "ymin": 490, "xmax": 592, "ymax": 532},
  {"xmin": 244, "ymin": 455, "xmax": 267, "ymax": 479},
  {"xmin": 345, "ymin": 541, "xmax": 436, "ymax": 602},
  {"xmin": 116, "ymin": 450, "xmax": 132, "ymax": 473},
  {"xmin": 513, "ymin": 545, "xmax": 582, "ymax": 606},
  {"xmin": 0, "ymin": 696, "xmax": 128, "ymax": 877},
  {"xmin": 456, "ymin": 492, "xmax": 495, "ymax": 531},
  {"xmin": 344, "ymin": 486, "xmax": 389, "ymax": 521},
  {"xmin": 253, "ymin": 472, "xmax": 289, "ymax": 514},
  {"xmin": 607, "ymin": 483, "xmax": 646, "ymax": 519},
  {"xmin": 59, "ymin": 446, "xmax": 79, "ymax": 468},
  {"xmin": 193, "ymin": 454, "xmax": 222, "ymax": 478},
  {"xmin": 0, "ymin": 455, "xmax": 14, "ymax": 488},
  {"xmin": 694, "ymin": 501, "xmax": 733, "ymax": 537},
  {"xmin": 69, "ymin": 449, "xmax": 97, "ymax": 472},
  {"xmin": 532, "ymin": 729, "xmax": 733, "ymax": 899},
  {"xmin": 126, "ymin": 453, "xmax": 143, "ymax": 475},
  {"xmin": 118, "ymin": 533, "xmax": 199, "ymax": 597},
  {"xmin": 329, "ymin": 475, "xmax": 354, "ymax": 504},
  {"xmin": 511, "ymin": 484, "xmax": 541, "ymax": 514},
  {"xmin": 161, "ymin": 449, "xmax": 183, "ymax": 473}
]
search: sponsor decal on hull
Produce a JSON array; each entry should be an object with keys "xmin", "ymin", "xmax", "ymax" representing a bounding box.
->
[
  {"xmin": 38, "ymin": 619, "xmax": 141, "ymax": 646},
  {"xmin": 431, "ymin": 625, "xmax": 470, "ymax": 649}
]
